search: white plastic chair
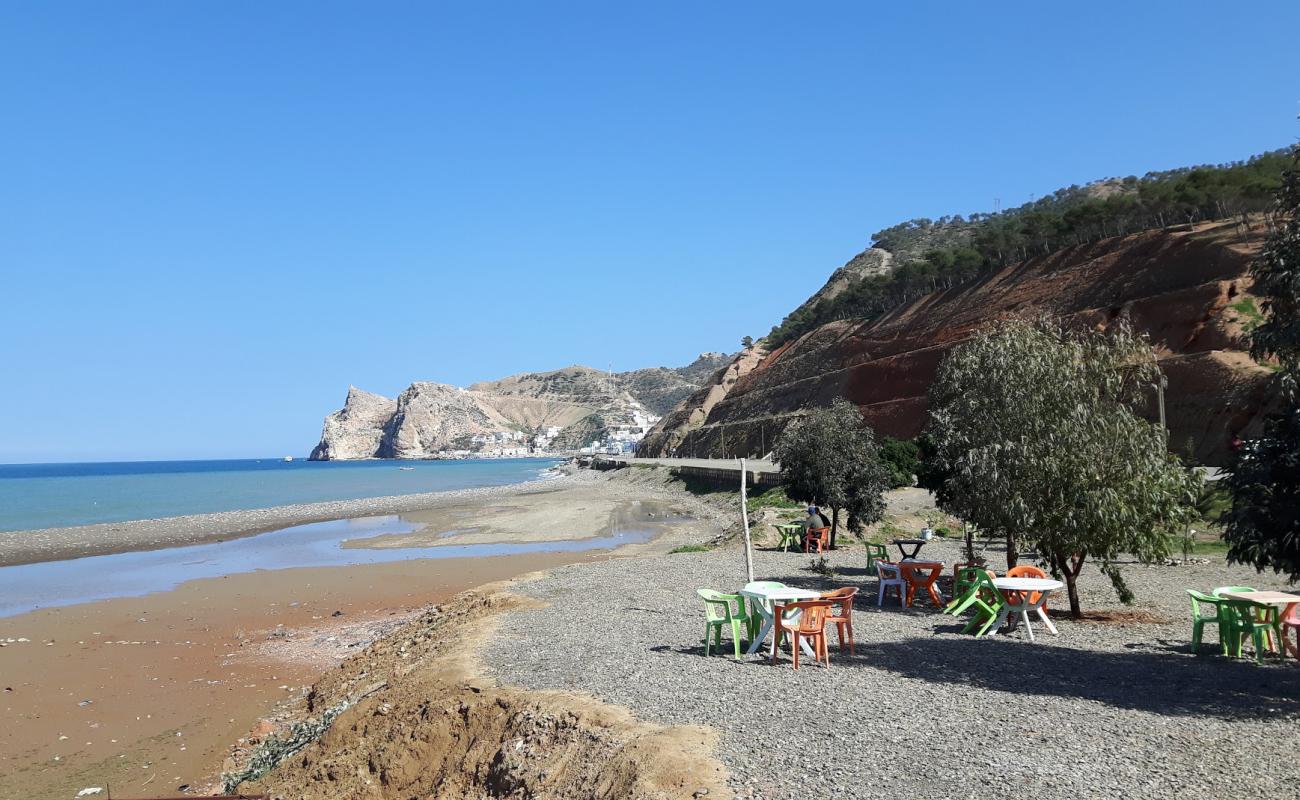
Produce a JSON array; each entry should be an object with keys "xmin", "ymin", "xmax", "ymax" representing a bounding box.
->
[{"xmin": 875, "ymin": 562, "xmax": 906, "ymax": 607}]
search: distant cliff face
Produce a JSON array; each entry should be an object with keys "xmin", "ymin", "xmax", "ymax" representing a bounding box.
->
[
  {"xmin": 637, "ymin": 346, "xmax": 769, "ymax": 456},
  {"xmin": 309, "ymin": 387, "xmax": 396, "ymax": 461},
  {"xmin": 616, "ymin": 352, "xmax": 731, "ymax": 416},
  {"xmin": 639, "ymin": 221, "xmax": 1279, "ymax": 464},
  {"xmin": 309, "ymin": 355, "xmax": 730, "ymax": 460},
  {"xmin": 379, "ymin": 382, "xmax": 510, "ymax": 459}
]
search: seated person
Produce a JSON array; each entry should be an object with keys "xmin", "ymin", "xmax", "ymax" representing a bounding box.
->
[{"xmin": 801, "ymin": 505, "xmax": 831, "ymax": 532}]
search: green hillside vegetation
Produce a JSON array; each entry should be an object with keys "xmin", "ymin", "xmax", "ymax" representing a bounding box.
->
[{"xmin": 768, "ymin": 149, "xmax": 1289, "ymax": 347}]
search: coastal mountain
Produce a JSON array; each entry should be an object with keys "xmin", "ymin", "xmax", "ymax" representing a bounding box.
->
[
  {"xmin": 639, "ymin": 219, "xmax": 1278, "ymax": 464},
  {"xmin": 309, "ymin": 355, "xmax": 730, "ymax": 460},
  {"xmin": 638, "ymin": 150, "xmax": 1294, "ymax": 465}
]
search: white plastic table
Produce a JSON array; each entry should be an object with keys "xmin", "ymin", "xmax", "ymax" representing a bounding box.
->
[
  {"xmin": 1220, "ymin": 591, "xmax": 1300, "ymax": 657},
  {"xmin": 739, "ymin": 585, "xmax": 822, "ymax": 657},
  {"xmin": 991, "ymin": 577, "xmax": 1063, "ymax": 642}
]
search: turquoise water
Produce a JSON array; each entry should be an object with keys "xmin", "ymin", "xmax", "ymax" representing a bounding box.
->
[{"xmin": 0, "ymin": 458, "xmax": 560, "ymax": 532}]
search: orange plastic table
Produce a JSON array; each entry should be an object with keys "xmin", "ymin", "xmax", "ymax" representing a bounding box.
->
[{"xmin": 900, "ymin": 560, "xmax": 945, "ymax": 608}]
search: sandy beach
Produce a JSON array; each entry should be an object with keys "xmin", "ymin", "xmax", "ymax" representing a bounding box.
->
[
  {"xmin": 0, "ymin": 474, "xmax": 574, "ymax": 568},
  {"xmin": 0, "ymin": 469, "xmax": 721, "ymax": 800}
]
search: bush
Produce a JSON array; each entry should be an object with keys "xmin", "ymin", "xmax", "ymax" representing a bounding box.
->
[
  {"xmin": 746, "ymin": 486, "xmax": 803, "ymax": 513},
  {"xmin": 669, "ymin": 544, "xmax": 711, "ymax": 554},
  {"xmin": 878, "ymin": 437, "xmax": 920, "ymax": 488}
]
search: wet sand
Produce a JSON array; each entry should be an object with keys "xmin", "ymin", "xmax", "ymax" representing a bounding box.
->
[
  {"xmin": 0, "ymin": 551, "xmax": 602, "ymax": 800},
  {"xmin": 0, "ymin": 470, "xmax": 708, "ymax": 800},
  {"xmin": 346, "ymin": 495, "xmax": 683, "ymax": 549}
]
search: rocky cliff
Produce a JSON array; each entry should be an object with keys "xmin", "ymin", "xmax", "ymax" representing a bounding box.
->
[
  {"xmin": 309, "ymin": 387, "xmax": 397, "ymax": 460},
  {"xmin": 637, "ymin": 346, "xmax": 770, "ymax": 456},
  {"xmin": 639, "ymin": 220, "xmax": 1280, "ymax": 464},
  {"xmin": 616, "ymin": 352, "xmax": 730, "ymax": 416},
  {"xmin": 379, "ymin": 382, "xmax": 513, "ymax": 459},
  {"xmin": 309, "ymin": 355, "xmax": 730, "ymax": 460}
]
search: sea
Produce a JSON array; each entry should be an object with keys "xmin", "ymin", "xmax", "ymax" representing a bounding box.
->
[{"xmin": 0, "ymin": 457, "xmax": 562, "ymax": 533}]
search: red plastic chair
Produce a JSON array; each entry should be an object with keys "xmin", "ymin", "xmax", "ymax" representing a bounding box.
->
[
  {"xmin": 819, "ymin": 587, "xmax": 858, "ymax": 654},
  {"xmin": 771, "ymin": 600, "xmax": 832, "ymax": 670},
  {"xmin": 803, "ymin": 526, "xmax": 830, "ymax": 554},
  {"xmin": 901, "ymin": 561, "xmax": 945, "ymax": 609},
  {"xmin": 1283, "ymin": 603, "xmax": 1300, "ymax": 662}
]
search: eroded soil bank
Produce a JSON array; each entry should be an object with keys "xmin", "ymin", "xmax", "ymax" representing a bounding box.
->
[{"xmin": 240, "ymin": 587, "xmax": 731, "ymax": 800}]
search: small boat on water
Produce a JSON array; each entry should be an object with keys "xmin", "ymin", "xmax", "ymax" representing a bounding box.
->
[
  {"xmin": 283, "ymin": 456, "xmax": 294, "ymax": 462},
  {"xmin": 398, "ymin": 466, "xmax": 415, "ymax": 471}
]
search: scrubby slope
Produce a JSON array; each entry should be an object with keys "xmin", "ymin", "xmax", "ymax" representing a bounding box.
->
[{"xmin": 642, "ymin": 220, "xmax": 1279, "ymax": 464}]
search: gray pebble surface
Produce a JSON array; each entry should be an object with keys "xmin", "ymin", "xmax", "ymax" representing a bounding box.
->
[{"xmin": 485, "ymin": 532, "xmax": 1300, "ymax": 800}]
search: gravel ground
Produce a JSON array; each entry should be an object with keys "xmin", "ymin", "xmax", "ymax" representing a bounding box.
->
[{"xmin": 484, "ymin": 533, "xmax": 1300, "ymax": 800}]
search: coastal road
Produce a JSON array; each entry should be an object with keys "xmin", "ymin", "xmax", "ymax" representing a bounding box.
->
[{"xmin": 590, "ymin": 455, "xmax": 778, "ymax": 474}]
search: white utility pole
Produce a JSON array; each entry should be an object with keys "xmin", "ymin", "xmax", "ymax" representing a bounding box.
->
[{"xmin": 740, "ymin": 457, "xmax": 754, "ymax": 582}]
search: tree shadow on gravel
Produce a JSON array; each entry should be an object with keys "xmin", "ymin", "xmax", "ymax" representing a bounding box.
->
[{"xmin": 853, "ymin": 636, "xmax": 1300, "ymax": 719}]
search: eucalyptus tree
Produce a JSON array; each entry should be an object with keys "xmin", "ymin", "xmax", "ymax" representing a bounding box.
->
[
  {"xmin": 927, "ymin": 318, "xmax": 1201, "ymax": 617},
  {"xmin": 773, "ymin": 398, "xmax": 889, "ymax": 548},
  {"xmin": 1223, "ymin": 143, "xmax": 1300, "ymax": 582}
]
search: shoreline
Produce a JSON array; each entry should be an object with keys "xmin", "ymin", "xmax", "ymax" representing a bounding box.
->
[
  {"xmin": 0, "ymin": 473, "xmax": 574, "ymax": 568},
  {"xmin": 0, "ymin": 550, "xmax": 614, "ymax": 800},
  {"xmin": 0, "ymin": 467, "xmax": 724, "ymax": 800}
]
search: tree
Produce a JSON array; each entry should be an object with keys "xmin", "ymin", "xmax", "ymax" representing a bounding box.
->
[
  {"xmin": 773, "ymin": 398, "xmax": 889, "ymax": 548},
  {"xmin": 1222, "ymin": 142, "xmax": 1300, "ymax": 581},
  {"xmin": 927, "ymin": 318, "xmax": 1201, "ymax": 617},
  {"xmin": 877, "ymin": 437, "xmax": 921, "ymax": 488},
  {"xmin": 1247, "ymin": 143, "xmax": 1300, "ymax": 378},
  {"xmin": 741, "ymin": 335, "xmax": 754, "ymax": 349},
  {"xmin": 767, "ymin": 148, "xmax": 1291, "ymax": 348}
]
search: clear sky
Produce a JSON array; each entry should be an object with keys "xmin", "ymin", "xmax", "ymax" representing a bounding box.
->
[{"xmin": 2, "ymin": 1, "xmax": 1298, "ymax": 462}]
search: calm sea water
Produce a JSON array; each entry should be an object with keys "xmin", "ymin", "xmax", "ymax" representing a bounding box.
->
[{"xmin": 0, "ymin": 458, "xmax": 560, "ymax": 532}]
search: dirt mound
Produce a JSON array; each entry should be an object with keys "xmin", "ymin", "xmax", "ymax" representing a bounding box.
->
[{"xmin": 236, "ymin": 587, "xmax": 730, "ymax": 799}]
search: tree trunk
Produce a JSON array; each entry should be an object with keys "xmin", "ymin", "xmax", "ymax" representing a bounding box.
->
[
  {"xmin": 830, "ymin": 507, "xmax": 840, "ymax": 549},
  {"xmin": 1051, "ymin": 550, "xmax": 1087, "ymax": 619},
  {"xmin": 1064, "ymin": 571, "xmax": 1082, "ymax": 619},
  {"xmin": 1005, "ymin": 530, "xmax": 1017, "ymax": 569}
]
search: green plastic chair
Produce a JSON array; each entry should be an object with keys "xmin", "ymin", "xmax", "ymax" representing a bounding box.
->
[
  {"xmin": 1220, "ymin": 599, "xmax": 1281, "ymax": 663},
  {"xmin": 1212, "ymin": 585, "xmax": 1257, "ymax": 597},
  {"xmin": 697, "ymin": 589, "xmax": 755, "ymax": 659},
  {"xmin": 948, "ymin": 571, "xmax": 1004, "ymax": 637},
  {"xmin": 945, "ymin": 566, "xmax": 987, "ymax": 613},
  {"xmin": 1186, "ymin": 589, "xmax": 1225, "ymax": 654},
  {"xmin": 864, "ymin": 542, "xmax": 888, "ymax": 576}
]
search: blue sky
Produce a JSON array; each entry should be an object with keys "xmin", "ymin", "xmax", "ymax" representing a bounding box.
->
[{"xmin": 2, "ymin": 1, "xmax": 1298, "ymax": 462}]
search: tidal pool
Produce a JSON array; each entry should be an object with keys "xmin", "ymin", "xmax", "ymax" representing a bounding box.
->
[{"xmin": 0, "ymin": 508, "xmax": 685, "ymax": 617}]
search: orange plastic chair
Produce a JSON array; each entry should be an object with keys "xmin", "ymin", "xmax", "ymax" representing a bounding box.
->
[
  {"xmin": 803, "ymin": 526, "xmax": 830, "ymax": 554},
  {"xmin": 771, "ymin": 600, "xmax": 832, "ymax": 669},
  {"xmin": 819, "ymin": 587, "xmax": 858, "ymax": 654},
  {"xmin": 1006, "ymin": 564, "xmax": 1049, "ymax": 612},
  {"xmin": 900, "ymin": 561, "xmax": 945, "ymax": 608}
]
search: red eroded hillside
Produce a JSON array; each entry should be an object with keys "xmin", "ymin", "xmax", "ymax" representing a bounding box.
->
[{"xmin": 640, "ymin": 220, "xmax": 1279, "ymax": 464}]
